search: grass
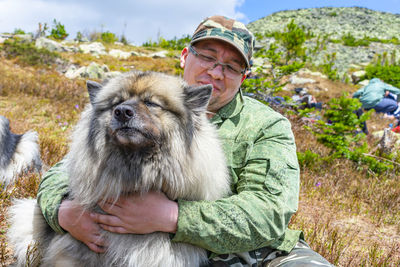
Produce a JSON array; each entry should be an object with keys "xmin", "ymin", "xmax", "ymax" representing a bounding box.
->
[{"xmin": 0, "ymin": 44, "xmax": 400, "ymax": 266}]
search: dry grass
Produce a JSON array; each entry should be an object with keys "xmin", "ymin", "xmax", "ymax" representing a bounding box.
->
[{"xmin": 0, "ymin": 51, "xmax": 399, "ymax": 266}]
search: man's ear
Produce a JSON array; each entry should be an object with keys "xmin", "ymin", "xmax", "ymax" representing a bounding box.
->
[
  {"xmin": 86, "ymin": 80, "xmax": 102, "ymax": 104},
  {"xmin": 180, "ymin": 47, "xmax": 189, "ymax": 69},
  {"xmin": 184, "ymin": 84, "xmax": 213, "ymax": 113}
]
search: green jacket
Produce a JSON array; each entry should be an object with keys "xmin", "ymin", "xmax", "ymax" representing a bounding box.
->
[
  {"xmin": 37, "ymin": 91, "xmax": 302, "ymax": 255},
  {"xmin": 353, "ymin": 78, "xmax": 400, "ymax": 109}
]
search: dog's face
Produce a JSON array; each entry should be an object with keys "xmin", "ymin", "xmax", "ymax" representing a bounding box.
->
[{"xmin": 87, "ymin": 72, "xmax": 213, "ymax": 152}]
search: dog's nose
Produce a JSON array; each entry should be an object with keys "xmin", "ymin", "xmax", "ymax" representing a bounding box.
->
[{"xmin": 114, "ymin": 105, "xmax": 134, "ymax": 122}]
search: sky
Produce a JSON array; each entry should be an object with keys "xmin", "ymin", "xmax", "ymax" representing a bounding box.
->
[{"xmin": 1, "ymin": 0, "xmax": 399, "ymax": 45}]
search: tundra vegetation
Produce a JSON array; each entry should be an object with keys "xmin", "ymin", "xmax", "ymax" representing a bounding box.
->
[{"xmin": 0, "ymin": 16, "xmax": 399, "ymax": 266}]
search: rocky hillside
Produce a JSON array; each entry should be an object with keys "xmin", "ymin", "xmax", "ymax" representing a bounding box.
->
[
  {"xmin": 247, "ymin": 7, "xmax": 400, "ymax": 77},
  {"xmin": 248, "ymin": 7, "xmax": 400, "ymax": 39}
]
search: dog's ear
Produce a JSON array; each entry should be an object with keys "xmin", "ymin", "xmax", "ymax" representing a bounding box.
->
[
  {"xmin": 86, "ymin": 80, "xmax": 102, "ymax": 104},
  {"xmin": 184, "ymin": 84, "xmax": 213, "ymax": 112}
]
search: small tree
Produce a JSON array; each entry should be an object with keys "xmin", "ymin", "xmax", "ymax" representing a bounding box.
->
[
  {"xmin": 277, "ymin": 19, "xmax": 307, "ymax": 63},
  {"xmin": 49, "ymin": 19, "xmax": 68, "ymax": 40}
]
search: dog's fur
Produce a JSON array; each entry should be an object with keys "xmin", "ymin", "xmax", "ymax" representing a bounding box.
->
[
  {"xmin": 0, "ymin": 115, "xmax": 42, "ymax": 188},
  {"xmin": 8, "ymin": 71, "xmax": 231, "ymax": 267}
]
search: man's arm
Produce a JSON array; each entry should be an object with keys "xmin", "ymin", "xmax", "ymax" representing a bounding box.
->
[
  {"xmin": 37, "ymin": 161, "xmax": 106, "ymax": 253},
  {"xmin": 37, "ymin": 161, "xmax": 70, "ymax": 234},
  {"xmin": 172, "ymin": 117, "xmax": 301, "ymax": 254}
]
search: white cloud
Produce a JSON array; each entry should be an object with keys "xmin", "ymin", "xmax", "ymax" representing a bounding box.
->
[{"xmin": 0, "ymin": 0, "xmax": 246, "ymax": 44}]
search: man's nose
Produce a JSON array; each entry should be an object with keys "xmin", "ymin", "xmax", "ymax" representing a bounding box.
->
[{"xmin": 207, "ymin": 63, "xmax": 224, "ymax": 79}]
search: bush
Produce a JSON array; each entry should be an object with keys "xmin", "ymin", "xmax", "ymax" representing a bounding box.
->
[
  {"xmin": 341, "ymin": 32, "xmax": 370, "ymax": 47},
  {"xmin": 364, "ymin": 53, "xmax": 400, "ymax": 88},
  {"xmin": 1, "ymin": 39, "xmax": 60, "ymax": 66},
  {"xmin": 49, "ymin": 19, "xmax": 68, "ymax": 40},
  {"xmin": 101, "ymin": 31, "xmax": 118, "ymax": 43},
  {"xmin": 308, "ymin": 95, "xmax": 392, "ymax": 174},
  {"xmin": 274, "ymin": 19, "xmax": 307, "ymax": 63},
  {"xmin": 143, "ymin": 35, "xmax": 191, "ymax": 50},
  {"xmin": 13, "ymin": 28, "xmax": 25, "ymax": 35}
]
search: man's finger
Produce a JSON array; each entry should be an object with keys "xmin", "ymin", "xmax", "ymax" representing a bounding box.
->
[
  {"xmin": 99, "ymin": 223, "xmax": 128, "ymax": 234},
  {"xmin": 86, "ymin": 242, "xmax": 106, "ymax": 253},
  {"xmin": 91, "ymin": 212, "xmax": 121, "ymax": 226},
  {"xmin": 91, "ymin": 234, "xmax": 106, "ymax": 247},
  {"xmin": 98, "ymin": 201, "xmax": 123, "ymax": 213}
]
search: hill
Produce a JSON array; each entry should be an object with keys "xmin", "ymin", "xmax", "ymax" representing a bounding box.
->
[
  {"xmin": 248, "ymin": 7, "xmax": 400, "ymax": 76},
  {"xmin": 248, "ymin": 7, "xmax": 400, "ymax": 39}
]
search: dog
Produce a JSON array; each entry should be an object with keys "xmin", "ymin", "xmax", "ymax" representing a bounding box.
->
[
  {"xmin": 8, "ymin": 71, "xmax": 231, "ymax": 266},
  {"xmin": 0, "ymin": 115, "xmax": 42, "ymax": 189}
]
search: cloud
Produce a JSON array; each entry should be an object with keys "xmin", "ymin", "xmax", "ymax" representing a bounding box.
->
[{"xmin": 0, "ymin": 0, "xmax": 245, "ymax": 44}]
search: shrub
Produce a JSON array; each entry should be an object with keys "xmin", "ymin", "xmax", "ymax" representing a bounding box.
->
[
  {"xmin": 308, "ymin": 95, "xmax": 392, "ymax": 174},
  {"xmin": 101, "ymin": 31, "xmax": 118, "ymax": 43},
  {"xmin": 275, "ymin": 19, "xmax": 307, "ymax": 63},
  {"xmin": 318, "ymin": 52, "xmax": 339, "ymax": 81},
  {"xmin": 341, "ymin": 32, "xmax": 370, "ymax": 47},
  {"xmin": 143, "ymin": 35, "xmax": 191, "ymax": 50},
  {"xmin": 1, "ymin": 39, "xmax": 60, "ymax": 66},
  {"xmin": 364, "ymin": 52, "xmax": 400, "ymax": 88},
  {"xmin": 13, "ymin": 28, "xmax": 25, "ymax": 35},
  {"xmin": 49, "ymin": 19, "xmax": 68, "ymax": 40}
]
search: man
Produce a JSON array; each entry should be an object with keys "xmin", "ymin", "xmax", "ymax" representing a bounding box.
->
[
  {"xmin": 37, "ymin": 15, "xmax": 333, "ymax": 266},
  {"xmin": 353, "ymin": 78, "xmax": 400, "ymax": 119}
]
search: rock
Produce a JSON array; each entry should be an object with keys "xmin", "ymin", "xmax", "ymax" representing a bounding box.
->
[
  {"xmin": 65, "ymin": 65, "xmax": 86, "ymax": 79},
  {"xmin": 65, "ymin": 62, "xmax": 110, "ymax": 79},
  {"xmin": 109, "ymin": 49, "xmax": 132, "ymax": 59},
  {"xmin": 14, "ymin": 34, "xmax": 33, "ymax": 43},
  {"xmin": 298, "ymin": 69, "xmax": 328, "ymax": 79},
  {"xmin": 358, "ymin": 79, "xmax": 370, "ymax": 87},
  {"xmin": 84, "ymin": 62, "xmax": 107, "ymax": 79},
  {"xmin": 79, "ymin": 42, "xmax": 107, "ymax": 55},
  {"xmin": 35, "ymin": 37, "xmax": 78, "ymax": 53},
  {"xmin": 104, "ymin": 71, "xmax": 122, "ymax": 80},
  {"xmin": 289, "ymin": 75, "xmax": 316, "ymax": 85},
  {"xmin": 149, "ymin": 50, "xmax": 168, "ymax": 58},
  {"xmin": 351, "ymin": 70, "xmax": 366, "ymax": 84},
  {"xmin": 114, "ymin": 42, "xmax": 124, "ymax": 46},
  {"xmin": 35, "ymin": 37, "xmax": 64, "ymax": 52}
]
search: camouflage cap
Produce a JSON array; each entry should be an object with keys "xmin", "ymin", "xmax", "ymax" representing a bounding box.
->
[{"xmin": 190, "ymin": 15, "xmax": 255, "ymax": 69}]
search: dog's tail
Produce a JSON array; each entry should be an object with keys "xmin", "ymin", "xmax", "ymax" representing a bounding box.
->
[
  {"xmin": 13, "ymin": 130, "xmax": 42, "ymax": 174},
  {"xmin": 7, "ymin": 198, "xmax": 46, "ymax": 267}
]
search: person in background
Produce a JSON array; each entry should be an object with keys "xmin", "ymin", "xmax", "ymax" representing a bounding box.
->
[{"xmin": 353, "ymin": 78, "xmax": 400, "ymax": 124}]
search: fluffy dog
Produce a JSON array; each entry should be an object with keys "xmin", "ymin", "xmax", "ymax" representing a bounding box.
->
[
  {"xmin": 0, "ymin": 115, "xmax": 42, "ymax": 189},
  {"xmin": 8, "ymin": 71, "xmax": 230, "ymax": 267}
]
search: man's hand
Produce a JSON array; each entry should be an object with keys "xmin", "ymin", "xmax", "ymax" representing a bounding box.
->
[
  {"xmin": 58, "ymin": 199, "xmax": 106, "ymax": 253},
  {"xmin": 93, "ymin": 191, "xmax": 178, "ymax": 235}
]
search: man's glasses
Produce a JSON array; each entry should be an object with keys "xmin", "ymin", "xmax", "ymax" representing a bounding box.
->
[{"xmin": 189, "ymin": 45, "xmax": 246, "ymax": 79}]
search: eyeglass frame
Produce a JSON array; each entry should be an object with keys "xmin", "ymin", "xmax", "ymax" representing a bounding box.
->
[{"xmin": 188, "ymin": 45, "xmax": 247, "ymax": 78}]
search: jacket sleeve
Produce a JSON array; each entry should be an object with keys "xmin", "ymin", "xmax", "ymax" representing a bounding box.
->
[
  {"xmin": 352, "ymin": 87, "xmax": 364, "ymax": 98},
  {"xmin": 36, "ymin": 160, "xmax": 70, "ymax": 234},
  {"xmin": 172, "ymin": 118, "xmax": 301, "ymax": 254},
  {"xmin": 386, "ymin": 83, "xmax": 400, "ymax": 96}
]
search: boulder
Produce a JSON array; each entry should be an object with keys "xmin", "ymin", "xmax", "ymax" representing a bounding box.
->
[
  {"xmin": 65, "ymin": 62, "xmax": 110, "ymax": 80},
  {"xmin": 109, "ymin": 49, "xmax": 132, "ymax": 59},
  {"xmin": 35, "ymin": 37, "xmax": 65, "ymax": 52},
  {"xmin": 65, "ymin": 65, "xmax": 86, "ymax": 79},
  {"xmin": 351, "ymin": 70, "xmax": 366, "ymax": 84},
  {"xmin": 14, "ymin": 34, "xmax": 33, "ymax": 43},
  {"xmin": 149, "ymin": 50, "xmax": 168, "ymax": 58},
  {"xmin": 358, "ymin": 79, "xmax": 370, "ymax": 87},
  {"xmin": 79, "ymin": 42, "xmax": 107, "ymax": 55},
  {"xmin": 289, "ymin": 75, "xmax": 316, "ymax": 85}
]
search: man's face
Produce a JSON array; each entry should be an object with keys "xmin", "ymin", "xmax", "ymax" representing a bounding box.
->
[{"xmin": 180, "ymin": 39, "xmax": 246, "ymax": 114}]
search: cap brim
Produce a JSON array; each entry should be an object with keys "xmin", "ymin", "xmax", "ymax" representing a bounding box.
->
[{"xmin": 190, "ymin": 36, "xmax": 250, "ymax": 69}]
